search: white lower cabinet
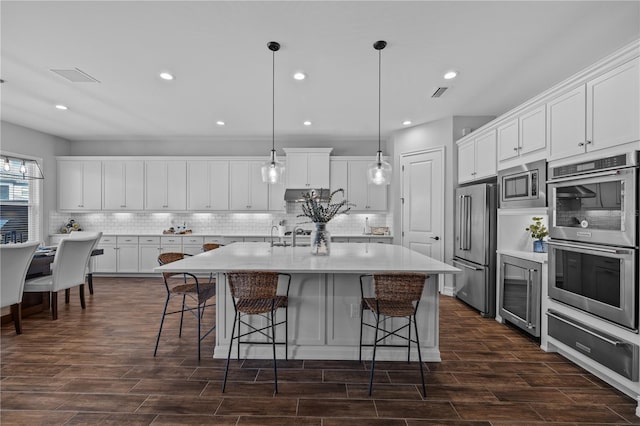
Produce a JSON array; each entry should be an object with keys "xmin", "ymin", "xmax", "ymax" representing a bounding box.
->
[
  {"xmin": 116, "ymin": 236, "xmax": 139, "ymax": 273},
  {"xmin": 160, "ymin": 236, "xmax": 182, "ymax": 254},
  {"xmin": 182, "ymin": 236, "xmax": 204, "ymax": 256},
  {"xmin": 95, "ymin": 236, "xmax": 117, "ymax": 273},
  {"xmin": 139, "ymin": 236, "xmax": 162, "ymax": 272}
]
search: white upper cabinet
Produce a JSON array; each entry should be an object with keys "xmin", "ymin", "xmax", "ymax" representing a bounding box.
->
[
  {"xmin": 547, "ymin": 85, "xmax": 588, "ymax": 159},
  {"xmin": 587, "ymin": 57, "xmax": 640, "ymax": 152},
  {"xmin": 268, "ymin": 182, "xmax": 286, "ymax": 211},
  {"xmin": 330, "ymin": 160, "xmax": 348, "ymax": 204},
  {"xmin": 549, "ymin": 57, "xmax": 640, "ymax": 160},
  {"xmin": 497, "ymin": 105, "xmax": 547, "ymax": 169},
  {"xmin": 144, "ymin": 160, "xmax": 187, "ymax": 210},
  {"xmin": 102, "ymin": 160, "xmax": 144, "ymax": 210},
  {"xmin": 457, "ymin": 129, "xmax": 497, "ymax": 184},
  {"xmin": 187, "ymin": 160, "xmax": 229, "ymax": 211},
  {"xmin": 347, "ymin": 160, "xmax": 387, "ymax": 211},
  {"xmin": 58, "ymin": 159, "xmax": 102, "ymax": 211},
  {"xmin": 229, "ymin": 160, "xmax": 269, "ymax": 211},
  {"xmin": 284, "ymin": 148, "xmax": 332, "ymax": 188}
]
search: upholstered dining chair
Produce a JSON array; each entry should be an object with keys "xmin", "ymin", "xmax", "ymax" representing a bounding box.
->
[
  {"xmin": 223, "ymin": 271, "xmax": 291, "ymax": 393},
  {"xmin": 23, "ymin": 232, "xmax": 102, "ymax": 320},
  {"xmin": 154, "ymin": 252, "xmax": 217, "ymax": 360},
  {"xmin": 0, "ymin": 241, "xmax": 40, "ymax": 334},
  {"xmin": 359, "ymin": 272, "xmax": 428, "ymax": 397},
  {"xmin": 66, "ymin": 231, "xmax": 102, "ymax": 295}
]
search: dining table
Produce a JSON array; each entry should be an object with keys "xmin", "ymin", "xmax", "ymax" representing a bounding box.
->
[{"xmin": 0, "ymin": 247, "xmax": 103, "ymax": 324}]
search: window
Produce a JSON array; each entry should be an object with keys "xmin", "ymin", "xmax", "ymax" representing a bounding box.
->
[{"xmin": 0, "ymin": 155, "xmax": 43, "ymax": 244}]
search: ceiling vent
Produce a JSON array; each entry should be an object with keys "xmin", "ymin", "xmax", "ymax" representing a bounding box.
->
[
  {"xmin": 431, "ymin": 87, "xmax": 448, "ymax": 98},
  {"xmin": 50, "ymin": 68, "xmax": 100, "ymax": 83}
]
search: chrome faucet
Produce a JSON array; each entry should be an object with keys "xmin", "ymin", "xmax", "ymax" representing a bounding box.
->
[
  {"xmin": 292, "ymin": 226, "xmax": 304, "ymax": 247},
  {"xmin": 269, "ymin": 225, "xmax": 279, "ymax": 247}
]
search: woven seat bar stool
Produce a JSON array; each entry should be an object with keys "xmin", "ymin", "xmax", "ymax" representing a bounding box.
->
[
  {"xmin": 359, "ymin": 272, "xmax": 428, "ymax": 397},
  {"xmin": 154, "ymin": 252, "xmax": 216, "ymax": 360},
  {"xmin": 223, "ymin": 271, "xmax": 291, "ymax": 394}
]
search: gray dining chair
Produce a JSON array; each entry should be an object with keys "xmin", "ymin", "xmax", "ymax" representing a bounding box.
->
[
  {"xmin": 23, "ymin": 232, "xmax": 102, "ymax": 320},
  {"xmin": 0, "ymin": 241, "xmax": 40, "ymax": 334}
]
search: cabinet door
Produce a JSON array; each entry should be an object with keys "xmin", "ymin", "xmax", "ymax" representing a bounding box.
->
[
  {"xmin": 95, "ymin": 245, "xmax": 117, "ymax": 272},
  {"xmin": 587, "ymin": 57, "xmax": 640, "ymax": 152},
  {"xmin": 145, "ymin": 161, "xmax": 187, "ymax": 210},
  {"xmin": 117, "ymin": 245, "xmax": 139, "ymax": 272},
  {"xmin": 229, "ymin": 161, "xmax": 250, "ymax": 210},
  {"xmin": 58, "ymin": 160, "xmax": 102, "ymax": 210},
  {"xmin": 103, "ymin": 160, "xmax": 143, "ymax": 210},
  {"xmin": 187, "ymin": 160, "xmax": 230, "ymax": 211},
  {"xmin": 474, "ymin": 130, "xmax": 497, "ymax": 180},
  {"xmin": 497, "ymin": 119, "xmax": 519, "ymax": 162},
  {"xmin": 187, "ymin": 161, "xmax": 210, "ymax": 210},
  {"xmin": 330, "ymin": 160, "xmax": 348, "ymax": 204},
  {"xmin": 139, "ymin": 245, "xmax": 161, "ymax": 272},
  {"xmin": 248, "ymin": 161, "xmax": 269, "ymax": 210},
  {"xmin": 268, "ymin": 182, "xmax": 286, "ymax": 211},
  {"xmin": 548, "ymin": 86, "xmax": 587, "ymax": 160},
  {"xmin": 457, "ymin": 140, "xmax": 476, "ymax": 184},
  {"xmin": 367, "ymin": 183, "xmax": 387, "ymax": 211},
  {"xmin": 307, "ymin": 153, "xmax": 330, "ymax": 188},
  {"xmin": 347, "ymin": 161, "xmax": 369, "ymax": 211},
  {"xmin": 519, "ymin": 105, "xmax": 546, "ymax": 156},
  {"xmin": 286, "ymin": 152, "xmax": 309, "ymax": 187}
]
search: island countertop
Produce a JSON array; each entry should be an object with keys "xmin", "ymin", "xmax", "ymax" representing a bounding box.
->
[{"xmin": 155, "ymin": 242, "xmax": 460, "ymax": 275}]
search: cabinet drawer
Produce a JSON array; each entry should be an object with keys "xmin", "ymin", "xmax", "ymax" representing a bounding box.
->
[
  {"xmin": 117, "ymin": 236, "xmax": 138, "ymax": 245},
  {"xmin": 139, "ymin": 236, "xmax": 161, "ymax": 245},
  {"xmin": 547, "ymin": 310, "xmax": 639, "ymax": 381},
  {"xmin": 182, "ymin": 236, "xmax": 204, "ymax": 245},
  {"xmin": 161, "ymin": 236, "xmax": 182, "ymax": 246},
  {"xmin": 100, "ymin": 236, "xmax": 117, "ymax": 245}
]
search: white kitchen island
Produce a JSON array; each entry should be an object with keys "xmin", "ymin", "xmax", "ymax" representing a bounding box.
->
[{"xmin": 155, "ymin": 242, "xmax": 460, "ymax": 361}]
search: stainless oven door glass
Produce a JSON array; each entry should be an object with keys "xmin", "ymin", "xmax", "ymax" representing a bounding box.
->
[
  {"xmin": 499, "ymin": 255, "xmax": 540, "ymax": 337},
  {"xmin": 548, "ymin": 240, "xmax": 637, "ymax": 330},
  {"xmin": 549, "ymin": 168, "xmax": 637, "ymax": 247}
]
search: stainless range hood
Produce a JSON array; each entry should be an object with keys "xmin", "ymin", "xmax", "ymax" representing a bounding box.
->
[{"xmin": 284, "ymin": 188, "xmax": 330, "ymax": 203}]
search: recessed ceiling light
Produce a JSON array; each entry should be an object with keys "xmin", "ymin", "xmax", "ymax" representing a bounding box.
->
[
  {"xmin": 402, "ymin": 120, "xmax": 412, "ymax": 126},
  {"xmin": 55, "ymin": 104, "xmax": 68, "ymax": 110},
  {"xmin": 293, "ymin": 72, "xmax": 306, "ymax": 81},
  {"xmin": 303, "ymin": 121, "xmax": 312, "ymax": 126},
  {"xmin": 159, "ymin": 72, "xmax": 174, "ymax": 81},
  {"xmin": 216, "ymin": 121, "xmax": 225, "ymax": 126},
  {"xmin": 443, "ymin": 70, "xmax": 458, "ymax": 80}
]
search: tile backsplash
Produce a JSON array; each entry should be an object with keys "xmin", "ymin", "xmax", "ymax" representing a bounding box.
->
[{"xmin": 50, "ymin": 210, "xmax": 392, "ymax": 236}]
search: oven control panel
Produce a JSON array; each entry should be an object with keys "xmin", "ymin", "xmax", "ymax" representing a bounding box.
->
[{"xmin": 552, "ymin": 154, "xmax": 627, "ymax": 178}]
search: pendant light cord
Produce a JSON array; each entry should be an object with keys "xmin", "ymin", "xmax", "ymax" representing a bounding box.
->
[
  {"xmin": 378, "ymin": 46, "xmax": 381, "ymax": 154},
  {"xmin": 272, "ymin": 47, "xmax": 275, "ymax": 153}
]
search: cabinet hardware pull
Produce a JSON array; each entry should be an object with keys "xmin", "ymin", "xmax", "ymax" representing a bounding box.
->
[
  {"xmin": 546, "ymin": 311, "xmax": 627, "ymax": 346},
  {"xmin": 586, "ymin": 140, "xmax": 592, "ymax": 145},
  {"xmin": 578, "ymin": 142, "xmax": 585, "ymax": 147},
  {"xmin": 513, "ymin": 147, "xmax": 518, "ymax": 151},
  {"xmin": 120, "ymin": 205, "xmax": 126, "ymax": 208}
]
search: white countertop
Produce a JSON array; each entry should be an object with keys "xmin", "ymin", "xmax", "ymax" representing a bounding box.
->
[
  {"xmin": 155, "ymin": 242, "xmax": 459, "ymax": 274},
  {"xmin": 497, "ymin": 249, "xmax": 548, "ymax": 264},
  {"xmin": 51, "ymin": 232, "xmax": 393, "ymax": 238}
]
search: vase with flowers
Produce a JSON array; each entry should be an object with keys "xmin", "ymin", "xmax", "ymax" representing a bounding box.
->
[
  {"xmin": 525, "ymin": 216, "xmax": 548, "ymax": 253},
  {"xmin": 298, "ymin": 189, "xmax": 351, "ymax": 255}
]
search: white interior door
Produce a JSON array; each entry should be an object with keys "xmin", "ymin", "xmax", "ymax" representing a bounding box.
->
[{"xmin": 401, "ymin": 150, "xmax": 443, "ymax": 261}]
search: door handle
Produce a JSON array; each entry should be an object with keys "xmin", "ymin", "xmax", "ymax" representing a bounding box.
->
[{"xmin": 430, "ymin": 236, "xmax": 440, "ymax": 241}]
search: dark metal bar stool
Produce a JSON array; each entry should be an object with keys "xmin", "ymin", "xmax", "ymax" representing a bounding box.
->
[
  {"xmin": 154, "ymin": 252, "xmax": 216, "ymax": 360},
  {"xmin": 359, "ymin": 272, "xmax": 428, "ymax": 397},
  {"xmin": 223, "ymin": 271, "xmax": 291, "ymax": 394}
]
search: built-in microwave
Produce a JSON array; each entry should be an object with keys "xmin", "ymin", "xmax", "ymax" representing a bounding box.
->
[{"xmin": 498, "ymin": 159, "xmax": 547, "ymax": 208}]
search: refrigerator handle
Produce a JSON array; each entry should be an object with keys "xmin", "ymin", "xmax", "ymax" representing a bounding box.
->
[
  {"xmin": 463, "ymin": 195, "xmax": 471, "ymax": 250},
  {"xmin": 458, "ymin": 195, "xmax": 463, "ymax": 251}
]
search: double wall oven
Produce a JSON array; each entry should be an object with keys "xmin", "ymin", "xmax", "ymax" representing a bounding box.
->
[{"xmin": 547, "ymin": 152, "xmax": 639, "ymax": 331}]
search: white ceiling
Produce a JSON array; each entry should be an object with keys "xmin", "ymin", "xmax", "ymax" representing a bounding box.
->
[{"xmin": 1, "ymin": 1, "xmax": 639, "ymax": 144}]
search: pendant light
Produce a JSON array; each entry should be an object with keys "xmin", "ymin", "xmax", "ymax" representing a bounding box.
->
[
  {"xmin": 261, "ymin": 41, "xmax": 285, "ymax": 184},
  {"xmin": 367, "ymin": 40, "xmax": 392, "ymax": 186}
]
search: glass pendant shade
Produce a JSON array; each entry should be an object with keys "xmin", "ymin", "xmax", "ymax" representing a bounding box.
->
[
  {"xmin": 367, "ymin": 151, "xmax": 392, "ymax": 185},
  {"xmin": 261, "ymin": 149, "xmax": 285, "ymax": 184}
]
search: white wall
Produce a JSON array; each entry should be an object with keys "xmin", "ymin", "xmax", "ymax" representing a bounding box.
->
[
  {"xmin": 390, "ymin": 116, "xmax": 494, "ymax": 292},
  {"xmin": 1, "ymin": 121, "xmax": 71, "ymax": 242}
]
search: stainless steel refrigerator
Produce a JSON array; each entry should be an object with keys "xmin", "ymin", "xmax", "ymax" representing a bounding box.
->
[{"xmin": 453, "ymin": 183, "xmax": 497, "ymax": 318}]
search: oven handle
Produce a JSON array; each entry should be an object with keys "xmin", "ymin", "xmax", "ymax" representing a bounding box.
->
[
  {"xmin": 546, "ymin": 169, "xmax": 620, "ymax": 184},
  {"xmin": 547, "ymin": 240, "xmax": 632, "ymax": 255},
  {"xmin": 546, "ymin": 311, "xmax": 628, "ymax": 346}
]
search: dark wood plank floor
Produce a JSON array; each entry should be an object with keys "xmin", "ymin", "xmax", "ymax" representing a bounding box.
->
[{"xmin": 1, "ymin": 277, "xmax": 638, "ymax": 425}]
